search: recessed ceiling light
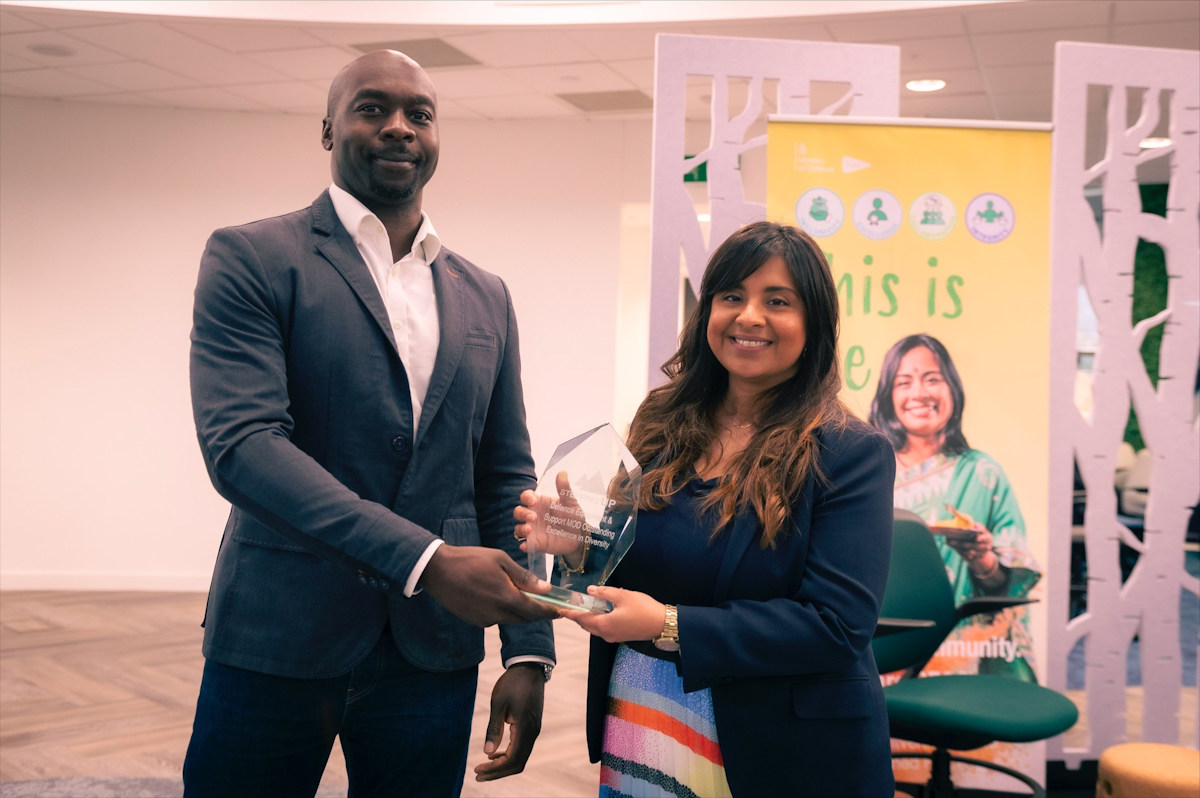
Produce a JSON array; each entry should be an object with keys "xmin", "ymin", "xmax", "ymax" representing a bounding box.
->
[
  {"xmin": 28, "ymin": 43, "xmax": 75, "ymax": 57},
  {"xmin": 905, "ymin": 79, "xmax": 946, "ymax": 93},
  {"xmin": 1139, "ymin": 137, "xmax": 1172, "ymax": 149}
]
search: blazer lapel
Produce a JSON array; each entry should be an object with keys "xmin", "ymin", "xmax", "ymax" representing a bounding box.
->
[
  {"xmin": 416, "ymin": 252, "xmax": 464, "ymax": 447},
  {"xmin": 310, "ymin": 191, "xmax": 399, "ymax": 353},
  {"xmin": 713, "ymin": 512, "xmax": 757, "ymax": 604}
]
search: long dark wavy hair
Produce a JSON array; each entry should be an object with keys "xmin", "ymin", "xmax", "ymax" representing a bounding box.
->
[
  {"xmin": 868, "ymin": 333, "xmax": 969, "ymax": 455},
  {"xmin": 626, "ymin": 221, "xmax": 849, "ymax": 548}
]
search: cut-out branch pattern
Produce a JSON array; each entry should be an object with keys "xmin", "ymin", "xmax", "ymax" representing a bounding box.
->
[
  {"xmin": 1049, "ymin": 42, "xmax": 1199, "ymax": 765},
  {"xmin": 647, "ymin": 35, "xmax": 900, "ymax": 385}
]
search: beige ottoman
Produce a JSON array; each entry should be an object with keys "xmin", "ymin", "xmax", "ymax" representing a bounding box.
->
[{"xmin": 1096, "ymin": 742, "xmax": 1200, "ymax": 798}]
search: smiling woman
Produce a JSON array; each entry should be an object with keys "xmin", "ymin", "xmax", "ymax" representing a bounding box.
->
[
  {"xmin": 705, "ymin": 254, "xmax": 807, "ymax": 399},
  {"xmin": 532, "ymin": 220, "xmax": 898, "ymax": 798},
  {"xmin": 869, "ymin": 333, "xmax": 1043, "ymax": 681}
]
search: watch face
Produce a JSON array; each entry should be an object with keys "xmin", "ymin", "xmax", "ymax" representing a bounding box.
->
[{"xmin": 653, "ymin": 638, "xmax": 680, "ymax": 652}]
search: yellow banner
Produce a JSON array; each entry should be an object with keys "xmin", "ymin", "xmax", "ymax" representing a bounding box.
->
[{"xmin": 768, "ymin": 118, "xmax": 1052, "ymax": 790}]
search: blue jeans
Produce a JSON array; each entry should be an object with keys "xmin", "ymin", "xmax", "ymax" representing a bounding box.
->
[{"xmin": 182, "ymin": 628, "xmax": 478, "ymax": 798}]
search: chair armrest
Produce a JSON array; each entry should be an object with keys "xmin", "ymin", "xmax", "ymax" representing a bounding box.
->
[{"xmin": 875, "ymin": 617, "xmax": 936, "ymax": 637}]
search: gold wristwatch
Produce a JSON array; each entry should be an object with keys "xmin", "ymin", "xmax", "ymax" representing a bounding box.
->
[{"xmin": 652, "ymin": 604, "xmax": 680, "ymax": 652}]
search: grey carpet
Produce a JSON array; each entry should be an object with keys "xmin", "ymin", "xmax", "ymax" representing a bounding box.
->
[{"xmin": 0, "ymin": 779, "xmax": 347, "ymax": 797}]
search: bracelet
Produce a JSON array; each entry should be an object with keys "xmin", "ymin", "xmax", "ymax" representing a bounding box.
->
[{"xmin": 557, "ymin": 527, "xmax": 592, "ymax": 574}]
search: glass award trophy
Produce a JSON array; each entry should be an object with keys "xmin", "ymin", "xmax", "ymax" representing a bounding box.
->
[{"xmin": 522, "ymin": 423, "xmax": 641, "ymax": 614}]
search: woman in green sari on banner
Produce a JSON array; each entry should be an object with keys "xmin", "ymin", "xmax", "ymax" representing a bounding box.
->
[{"xmin": 870, "ymin": 333, "xmax": 1041, "ymax": 681}]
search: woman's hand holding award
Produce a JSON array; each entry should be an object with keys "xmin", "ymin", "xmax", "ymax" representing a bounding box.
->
[{"xmin": 514, "ymin": 423, "xmax": 640, "ymax": 614}]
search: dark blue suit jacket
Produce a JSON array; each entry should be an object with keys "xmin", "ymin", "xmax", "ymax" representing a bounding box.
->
[
  {"xmin": 586, "ymin": 420, "xmax": 895, "ymax": 797},
  {"xmin": 190, "ymin": 191, "xmax": 553, "ymax": 677}
]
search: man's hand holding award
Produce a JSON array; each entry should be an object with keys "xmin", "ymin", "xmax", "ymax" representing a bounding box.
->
[{"xmin": 513, "ymin": 424, "xmax": 640, "ymax": 614}]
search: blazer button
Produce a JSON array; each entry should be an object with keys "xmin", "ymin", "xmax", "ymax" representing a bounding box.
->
[
  {"xmin": 380, "ymin": 580, "xmax": 390, "ymax": 591},
  {"xmin": 391, "ymin": 436, "xmax": 407, "ymax": 452},
  {"xmin": 369, "ymin": 577, "xmax": 379, "ymax": 588}
]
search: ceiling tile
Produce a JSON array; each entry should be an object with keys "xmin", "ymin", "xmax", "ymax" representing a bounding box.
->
[
  {"xmin": 241, "ymin": 46, "xmax": 355, "ymax": 80},
  {"xmin": 0, "ymin": 80, "xmax": 42, "ymax": 98},
  {"xmin": 972, "ymin": 26, "xmax": 1111, "ymax": 67},
  {"xmin": 964, "ymin": 0, "xmax": 1111, "ymax": 33},
  {"xmin": 348, "ymin": 38, "xmax": 480, "ymax": 68},
  {"xmin": 431, "ymin": 96, "xmax": 484, "ymax": 120},
  {"xmin": 601, "ymin": 108, "xmax": 657, "ymax": 121},
  {"xmin": 0, "ymin": 4, "xmax": 120, "ymax": 31},
  {"xmin": 302, "ymin": 23, "xmax": 444, "ymax": 47},
  {"xmin": 500, "ymin": 62, "xmax": 633, "ymax": 95},
  {"xmin": 0, "ymin": 8, "xmax": 45, "ymax": 34},
  {"xmin": 828, "ymin": 9, "xmax": 966, "ymax": 42},
  {"xmin": 166, "ymin": 20, "xmax": 328, "ymax": 53},
  {"xmin": 0, "ymin": 51, "xmax": 41, "ymax": 71},
  {"xmin": 140, "ymin": 86, "xmax": 262, "ymax": 111},
  {"xmin": 444, "ymin": 30, "xmax": 592, "ymax": 67},
  {"xmin": 66, "ymin": 22, "xmax": 290, "ymax": 84},
  {"xmin": 609, "ymin": 58, "xmax": 654, "ymax": 92},
  {"xmin": 557, "ymin": 89, "xmax": 651, "ymax": 113},
  {"xmin": 991, "ymin": 91, "xmax": 1053, "ymax": 122},
  {"xmin": 898, "ymin": 35, "xmax": 977, "ymax": 71},
  {"xmin": 900, "ymin": 91, "xmax": 994, "ymax": 120},
  {"xmin": 456, "ymin": 93, "xmax": 576, "ymax": 119},
  {"xmin": 0, "ymin": 0, "xmax": 1192, "ymax": 134},
  {"xmin": 984, "ymin": 63, "xmax": 1055, "ymax": 95},
  {"xmin": 703, "ymin": 20, "xmax": 834, "ymax": 42},
  {"xmin": 0, "ymin": 29, "xmax": 128, "ymax": 68},
  {"xmin": 0, "ymin": 66, "xmax": 118, "ymax": 96},
  {"xmin": 72, "ymin": 92, "xmax": 168, "ymax": 108},
  {"xmin": 427, "ymin": 66, "xmax": 535, "ymax": 100},
  {"xmin": 1115, "ymin": 0, "xmax": 1200, "ymax": 23},
  {"xmin": 222, "ymin": 80, "xmax": 328, "ymax": 114},
  {"xmin": 562, "ymin": 26, "xmax": 659, "ymax": 61},
  {"xmin": 61, "ymin": 61, "xmax": 198, "ymax": 92},
  {"xmin": 1112, "ymin": 21, "xmax": 1200, "ymax": 50}
]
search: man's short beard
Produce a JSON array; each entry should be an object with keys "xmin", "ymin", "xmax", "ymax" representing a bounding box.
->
[{"xmin": 370, "ymin": 176, "xmax": 418, "ymax": 201}]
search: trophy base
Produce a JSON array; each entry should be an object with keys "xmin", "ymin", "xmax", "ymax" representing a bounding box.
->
[{"xmin": 522, "ymin": 586, "xmax": 613, "ymax": 614}]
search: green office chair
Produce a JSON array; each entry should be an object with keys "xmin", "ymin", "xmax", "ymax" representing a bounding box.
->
[{"xmin": 873, "ymin": 510, "xmax": 1079, "ymax": 798}]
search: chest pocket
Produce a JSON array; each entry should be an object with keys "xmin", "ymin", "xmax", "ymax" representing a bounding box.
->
[{"xmin": 441, "ymin": 330, "xmax": 500, "ymax": 428}]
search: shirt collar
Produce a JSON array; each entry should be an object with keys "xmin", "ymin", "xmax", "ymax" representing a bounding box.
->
[{"xmin": 328, "ymin": 183, "xmax": 442, "ymax": 263}]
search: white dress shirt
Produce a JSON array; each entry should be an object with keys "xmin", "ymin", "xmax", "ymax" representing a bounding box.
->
[
  {"xmin": 328, "ymin": 183, "xmax": 440, "ymax": 430},
  {"xmin": 327, "ymin": 186, "xmax": 552, "ymax": 674},
  {"xmin": 329, "ymin": 184, "xmax": 443, "ymax": 598}
]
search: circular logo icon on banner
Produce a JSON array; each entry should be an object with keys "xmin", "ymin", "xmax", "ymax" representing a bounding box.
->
[
  {"xmin": 908, "ymin": 192, "xmax": 956, "ymax": 240},
  {"xmin": 852, "ymin": 190, "xmax": 902, "ymax": 240},
  {"xmin": 965, "ymin": 193, "xmax": 1015, "ymax": 243},
  {"xmin": 795, "ymin": 188, "xmax": 845, "ymax": 238}
]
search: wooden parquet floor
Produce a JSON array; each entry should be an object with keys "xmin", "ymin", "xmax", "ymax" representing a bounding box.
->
[
  {"xmin": 3, "ymin": 591, "xmax": 1194, "ymax": 797},
  {"xmin": 0, "ymin": 591, "xmax": 598, "ymax": 797}
]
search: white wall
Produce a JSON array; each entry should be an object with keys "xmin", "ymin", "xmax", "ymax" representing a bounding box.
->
[{"xmin": 0, "ymin": 97, "xmax": 652, "ymax": 590}]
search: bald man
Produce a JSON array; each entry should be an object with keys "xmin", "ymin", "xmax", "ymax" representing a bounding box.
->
[{"xmin": 184, "ymin": 51, "xmax": 556, "ymax": 797}]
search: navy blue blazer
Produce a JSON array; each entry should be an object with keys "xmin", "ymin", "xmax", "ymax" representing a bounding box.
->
[
  {"xmin": 190, "ymin": 191, "xmax": 553, "ymax": 678},
  {"xmin": 586, "ymin": 420, "xmax": 895, "ymax": 797}
]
